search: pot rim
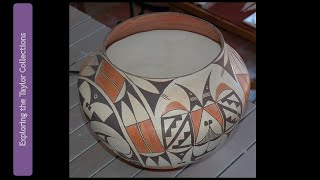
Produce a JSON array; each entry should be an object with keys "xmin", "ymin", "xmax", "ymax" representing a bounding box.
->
[{"xmin": 102, "ymin": 12, "xmax": 225, "ymax": 80}]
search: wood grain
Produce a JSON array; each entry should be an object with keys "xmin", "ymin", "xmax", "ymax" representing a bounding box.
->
[{"xmin": 168, "ymin": 2, "xmax": 256, "ymax": 43}]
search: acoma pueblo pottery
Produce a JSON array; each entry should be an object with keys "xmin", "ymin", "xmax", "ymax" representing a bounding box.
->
[{"xmin": 77, "ymin": 12, "xmax": 250, "ymax": 169}]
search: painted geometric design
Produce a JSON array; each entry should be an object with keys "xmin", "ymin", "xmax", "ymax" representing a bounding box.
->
[
  {"xmin": 79, "ymin": 52, "xmax": 104, "ymax": 81},
  {"xmin": 176, "ymin": 84, "xmax": 202, "ymax": 112},
  {"xmin": 191, "ymin": 135, "xmax": 222, "ymax": 161},
  {"xmin": 223, "ymin": 43, "xmax": 250, "ymax": 107},
  {"xmin": 95, "ymin": 60, "xmax": 125, "ymax": 102},
  {"xmin": 78, "ymin": 79, "xmax": 114, "ymax": 123},
  {"xmin": 203, "ymin": 104, "xmax": 224, "ymax": 128},
  {"xmin": 78, "ymin": 41, "xmax": 250, "ymax": 169},
  {"xmin": 126, "ymin": 119, "xmax": 165, "ymax": 154},
  {"xmin": 130, "ymin": 76, "xmax": 173, "ymax": 114},
  {"xmin": 237, "ymin": 74, "xmax": 250, "ymax": 106},
  {"xmin": 91, "ymin": 121, "xmax": 133, "ymax": 158},
  {"xmin": 167, "ymin": 147, "xmax": 193, "ymax": 167},
  {"xmin": 202, "ymin": 73, "xmax": 215, "ymax": 106},
  {"xmin": 138, "ymin": 119, "xmax": 165, "ymax": 152},
  {"xmin": 161, "ymin": 110, "xmax": 194, "ymax": 149},
  {"xmin": 78, "ymin": 78, "xmax": 137, "ymax": 159},
  {"xmin": 118, "ymin": 84, "xmax": 165, "ymax": 154},
  {"xmin": 216, "ymin": 83, "xmax": 242, "ymax": 131},
  {"xmin": 214, "ymin": 43, "xmax": 250, "ymax": 85},
  {"xmin": 214, "ymin": 50, "xmax": 237, "ymax": 81},
  {"xmin": 176, "ymin": 73, "xmax": 223, "ymax": 146},
  {"xmin": 140, "ymin": 152, "xmax": 172, "ymax": 169}
]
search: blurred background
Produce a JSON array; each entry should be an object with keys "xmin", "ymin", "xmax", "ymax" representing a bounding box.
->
[{"xmin": 70, "ymin": 2, "xmax": 256, "ymax": 103}]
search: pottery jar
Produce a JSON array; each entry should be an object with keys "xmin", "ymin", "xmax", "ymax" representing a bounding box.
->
[{"xmin": 77, "ymin": 12, "xmax": 250, "ymax": 169}]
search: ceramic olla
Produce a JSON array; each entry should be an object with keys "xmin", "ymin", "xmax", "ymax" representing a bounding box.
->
[{"xmin": 77, "ymin": 12, "xmax": 250, "ymax": 169}]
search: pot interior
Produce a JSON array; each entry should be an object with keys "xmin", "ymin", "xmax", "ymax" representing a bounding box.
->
[{"xmin": 104, "ymin": 12, "xmax": 224, "ymax": 79}]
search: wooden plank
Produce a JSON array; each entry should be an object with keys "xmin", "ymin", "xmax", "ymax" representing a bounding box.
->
[
  {"xmin": 69, "ymin": 27, "xmax": 111, "ymax": 65},
  {"xmin": 69, "ymin": 47, "xmax": 87, "ymax": 66},
  {"xmin": 70, "ymin": 49, "xmax": 102, "ymax": 71},
  {"xmin": 69, "ymin": 84, "xmax": 79, "ymax": 109},
  {"xmin": 219, "ymin": 143, "xmax": 256, "ymax": 178},
  {"xmin": 69, "ymin": 5, "xmax": 76, "ymax": 13},
  {"xmin": 133, "ymin": 103, "xmax": 255, "ymax": 178},
  {"xmin": 69, "ymin": 142, "xmax": 117, "ymax": 178},
  {"xmin": 69, "ymin": 57, "xmax": 86, "ymax": 72},
  {"xmin": 69, "ymin": 18, "xmax": 104, "ymax": 46},
  {"xmin": 93, "ymin": 157, "xmax": 142, "ymax": 178},
  {"xmin": 168, "ymin": 2, "xmax": 256, "ymax": 43},
  {"xmin": 241, "ymin": 102, "xmax": 255, "ymax": 122},
  {"xmin": 133, "ymin": 166, "xmax": 183, "ymax": 178},
  {"xmin": 69, "ymin": 124, "xmax": 98, "ymax": 161},
  {"xmin": 69, "ymin": 6, "xmax": 91, "ymax": 30},
  {"xmin": 176, "ymin": 109, "xmax": 256, "ymax": 177},
  {"xmin": 69, "ymin": 105, "xmax": 86, "ymax": 133},
  {"xmin": 69, "ymin": 74, "xmax": 78, "ymax": 87}
]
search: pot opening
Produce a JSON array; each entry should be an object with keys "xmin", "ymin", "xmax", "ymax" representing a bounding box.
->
[{"xmin": 103, "ymin": 12, "xmax": 225, "ymax": 79}]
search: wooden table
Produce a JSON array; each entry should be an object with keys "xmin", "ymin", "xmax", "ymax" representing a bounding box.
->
[
  {"xmin": 168, "ymin": 2, "xmax": 256, "ymax": 43},
  {"xmin": 69, "ymin": 6, "xmax": 256, "ymax": 178}
]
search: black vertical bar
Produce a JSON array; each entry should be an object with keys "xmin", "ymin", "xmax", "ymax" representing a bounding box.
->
[{"xmin": 129, "ymin": 2, "xmax": 134, "ymax": 17}]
